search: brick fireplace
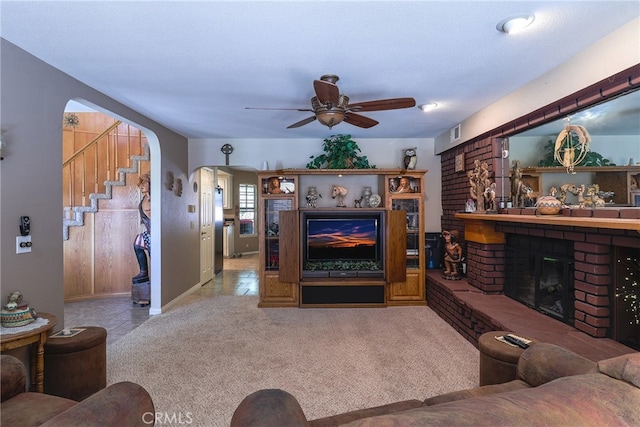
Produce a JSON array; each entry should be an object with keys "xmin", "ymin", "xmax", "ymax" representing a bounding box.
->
[{"xmin": 455, "ymin": 208, "xmax": 640, "ymax": 350}]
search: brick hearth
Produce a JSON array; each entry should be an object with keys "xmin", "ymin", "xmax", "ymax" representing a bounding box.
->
[{"xmin": 426, "ymin": 207, "xmax": 639, "ymax": 359}]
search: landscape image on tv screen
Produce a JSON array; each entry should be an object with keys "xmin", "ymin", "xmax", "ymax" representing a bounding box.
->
[{"xmin": 307, "ymin": 218, "xmax": 377, "ymax": 261}]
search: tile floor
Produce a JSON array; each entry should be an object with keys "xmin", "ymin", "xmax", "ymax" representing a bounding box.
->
[{"xmin": 64, "ymin": 254, "xmax": 259, "ymax": 345}]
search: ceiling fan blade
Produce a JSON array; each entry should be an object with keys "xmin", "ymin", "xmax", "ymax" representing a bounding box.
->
[
  {"xmin": 344, "ymin": 112, "xmax": 378, "ymax": 128},
  {"xmin": 313, "ymin": 80, "xmax": 340, "ymax": 105},
  {"xmin": 287, "ymin": 116, "xmax": 317, "ymax": 129},
  {"xmin": 245, "ymin": 107, "xmax": 313, "ymax": 112},
  {"xmin": 348, "ymin": 97, "xmax": 416, "ymax": 112}
]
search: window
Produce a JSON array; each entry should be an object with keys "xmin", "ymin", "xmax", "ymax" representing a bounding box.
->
[{"xmin": 238, "ymin": 183, "xmax": 256, "ymax": 235}]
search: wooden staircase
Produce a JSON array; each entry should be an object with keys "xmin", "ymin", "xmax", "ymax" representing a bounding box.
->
[
  {"xmin": 62, "ymin": 112, "xmax": 150, "ymax": 299},
  {"xmin": 63, "ymin": 142, "xmax": 149, "ymax": 240}
]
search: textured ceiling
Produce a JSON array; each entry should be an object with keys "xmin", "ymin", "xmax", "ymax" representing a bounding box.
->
[{"xmin": 1, "ymin": 1, "xmax": 638, "ymax": 139}]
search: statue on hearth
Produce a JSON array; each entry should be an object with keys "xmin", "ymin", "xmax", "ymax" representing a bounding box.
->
[{"xmin": 442, "ymin": 230, "xmax": 463, "ymax": 280}]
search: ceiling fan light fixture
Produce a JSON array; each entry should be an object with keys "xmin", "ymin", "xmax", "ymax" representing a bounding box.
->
[
  {"xmin": 316, "ymin": 111, "xmax": 345, "ymax": 129},
  {"xmin": 418, "ymin": 103, "xmax": 438, "ymax": 112},
  {"xmin": 497, "ymin": 14, "xmax": 535, "ymax": 34}
]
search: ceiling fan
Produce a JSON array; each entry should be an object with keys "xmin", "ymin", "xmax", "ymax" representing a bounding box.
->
[{"xmin": 246, "ymin": 74, "xmax": 416, "ymax": 129}]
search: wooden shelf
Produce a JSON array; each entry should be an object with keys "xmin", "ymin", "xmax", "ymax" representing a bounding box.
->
[
  {"xmin": 456, "ymin": 212, "xmax": 640, "ymax": 232},
  {"xmin": 272, "ymin": 168, "xmax": 428, "ymax": 175},
  {"xmin": 522, "ymin": 166, "xmax": 640, "ymax": 173}
]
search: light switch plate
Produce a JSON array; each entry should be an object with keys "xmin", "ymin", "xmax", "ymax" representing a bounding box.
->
[{"xmin": 16, "ymin": 235, "xmax": 32, "ymax": 254}]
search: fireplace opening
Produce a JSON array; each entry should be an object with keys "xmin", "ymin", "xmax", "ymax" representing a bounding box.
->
[
  {"xmin": 614, "ymin": 246, "xmax": 640, "ymax": 351},
  {"xmin": 505, "ymin": 235, "xmax": 574, "ymax": 325}
]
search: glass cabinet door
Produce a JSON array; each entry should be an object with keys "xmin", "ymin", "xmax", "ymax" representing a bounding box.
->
[
  {"xmin": 264, "ymin": 198, "xmax": 293, "ymax": 271},
  {"xmin": 391, "ymin": 198, "xmax": 420, "ymax": 269}
]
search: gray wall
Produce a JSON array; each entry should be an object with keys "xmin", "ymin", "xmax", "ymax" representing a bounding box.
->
[{"xmin": 0, "ymin": 39, "xmax": 199, "ymax": 322}]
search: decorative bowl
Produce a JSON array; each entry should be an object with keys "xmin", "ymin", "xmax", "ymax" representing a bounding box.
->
[
  {"xmin": 1, "ymin": 306, "xmax": 37, "ymax": 328},
  {"xmin": 536, "ymin": 195, "xmax": 562, "ymax": 215}
]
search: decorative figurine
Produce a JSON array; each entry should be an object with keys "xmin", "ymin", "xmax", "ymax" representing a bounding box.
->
[
  {"xmin": 510, "ymin": 160, "xmax": 536, "ymax": 208},
  {"xmin": 267, "ymin": 177, "xmax": 283, "ymax": 194},
  {"xmin": 465, "ymin": 198, "xmax": 476, "ymax": 213},
  {"xmin": 362, "ymin": 186, "xmax": 372, "ymax": 207},
  {"xmin": 442, "ymin": 230, "xmax": 463, "ymax": 280},
  {"xmin": 1, "ymin": 291, "xmax": 37, "ymax": 328},
  {"xmin": 132, "ymin": 174, "xmax": 151, "ymax": 284},
  {"xmin": 331, "ymin": 184, "xmax": 348, "ymax": 207},
  {"xmin": 536, "ymin": 187, "xmax": 564, "ymax": 215},
  {"xmin": 394, "ymin": 176, "xmax": 413, "ymax": 193},
  {"xmin": 468, "ymin": 160, "xmax": 491, "ymax": 212},
  {"xmin": 484, "ymin": 182, "xmax": 497, "ymax": 212},
  {"xmin": 403, "ymin": 147, "xmax": 417, "ymax": 170},
  {"xmin": 306, "ymin": 187, "xmax": 321, "ymax": 208}
]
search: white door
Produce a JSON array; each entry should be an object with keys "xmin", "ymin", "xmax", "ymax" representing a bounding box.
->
[{"xmin": 200, "ymin": 168, "xmax": 215, "ymax": 284}]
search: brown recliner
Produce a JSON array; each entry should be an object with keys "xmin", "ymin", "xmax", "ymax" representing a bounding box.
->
[{"xmin": 1, "ymin": 355, "xmax": 154, "ymax": 427}]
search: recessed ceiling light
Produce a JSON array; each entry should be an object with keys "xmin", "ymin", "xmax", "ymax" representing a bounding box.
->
[
  {"xmin": 418, "ymin": 103, "xmax": 438, "ymax": 112},
  {"xmin": 496, "ymin": 14, "xmax": 535, "ymax": 34}
]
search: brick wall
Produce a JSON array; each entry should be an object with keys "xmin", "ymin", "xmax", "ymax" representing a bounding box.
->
[
  {"xmin": 434, "ymin": 66, "xmax": 640, "ymax": 341},
  {"xmin": 426, "ymin": 273, "xmax": 508, "ymax": 346},
  {"xmin": 465, "ymin": 242, "xmax": 505, "ymax": 293},
  {"xmin": 492, "ymin": 222, "xmax": 638, "ymax": 338}
]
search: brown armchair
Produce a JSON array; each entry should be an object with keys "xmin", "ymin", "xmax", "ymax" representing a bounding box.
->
[{"xmin": 1, "ymin": 354, "xmax": 155, "ymax": 426}]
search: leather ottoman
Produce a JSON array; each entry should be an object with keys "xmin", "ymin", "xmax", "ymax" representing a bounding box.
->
[{"xmin": 44, "ymin": 326, "xmax": 107, "ymax": 401}]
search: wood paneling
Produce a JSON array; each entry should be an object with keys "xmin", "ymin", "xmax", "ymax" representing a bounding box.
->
[
  {"xmin": 63, "ymin": 112, "xmax": 150, "ymax": 300},
  {"xmin": 386, "ymin": 209, "xmax": 407, "ymax": 283},
  {"xmin": 63, "ymin": 215, "xmax": 94, "ymax": 298},
  {"xmin": 94, "ymin": 209, "xmax": 140, "ymax": 295},
  {"xmin": 279, "ymin": 210, "xmax": 299, "ymax": 284}
]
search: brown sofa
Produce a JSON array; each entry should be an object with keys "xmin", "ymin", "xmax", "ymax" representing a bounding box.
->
[
  {"xmin": 231, "ymin": 343, "xmax": 640, "ymax": 427},
  {"xmin": 1, "ymin": 355, "xmax": 154, "ymax": 426}
]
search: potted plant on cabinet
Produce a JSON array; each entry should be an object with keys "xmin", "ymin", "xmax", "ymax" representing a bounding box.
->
[{"xmin": 306, "ymin": 134, "xmax": 376, "ymax": 169}]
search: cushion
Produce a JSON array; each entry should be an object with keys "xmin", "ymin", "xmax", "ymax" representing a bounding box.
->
[
  {"xmin": 344, "ymin": 374, "xmax": 640, "ymax": 427},
  {"xmin": 516, "ymin": 343, "xmax": 596, "ymax": 387},
  {"xmin": 423, "ymin": 380, "xmax": 530, "ymax": 406},
  {"xmin": 310, "ymin": 400, "xmax": 424, "ymax": 427},
  {"xmin": 1, "ymin": 392, "xmax": 76, "ymax": 427},
  {"xmin": 598, "ymin": 352, "xmax": 640, "ymax": 388}
]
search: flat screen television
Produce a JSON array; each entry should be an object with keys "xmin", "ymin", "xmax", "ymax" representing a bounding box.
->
[{"xmin": 302, "ymin": 211, "xmax": 384, "ymax": 278}]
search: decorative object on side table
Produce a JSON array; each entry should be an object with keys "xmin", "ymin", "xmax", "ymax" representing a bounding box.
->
[
  {"xmin": 50, "ymin": 328, "xmax": 86, "ymax": 338},
  {"xmin": 1, "ymin": 291, "xmax": 37, "ymax": 328}
]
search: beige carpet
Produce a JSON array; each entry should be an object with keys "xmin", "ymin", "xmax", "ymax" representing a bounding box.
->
[{"xmin": 107, "ymin": 295, "xmax": 479, "ymax": 426}]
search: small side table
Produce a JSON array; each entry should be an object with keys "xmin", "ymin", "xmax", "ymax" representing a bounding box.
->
[
  {"xmin": 478, "ymin": 330, "xmax": 537, "ymax": 386},
  {"xmin": 0, "ymin": 313, "xmax": 57, "ymax": 392}
]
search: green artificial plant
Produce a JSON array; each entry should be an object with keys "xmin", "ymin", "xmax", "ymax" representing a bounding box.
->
[{"xmin": 306, "ymin": 134, "xmax": 376, "ymax": 169}]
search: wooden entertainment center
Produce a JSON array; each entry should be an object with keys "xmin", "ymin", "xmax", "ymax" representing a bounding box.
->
[{"xmin": 257, "ymin": 169, "xmax": 427, "ymax": 308}]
